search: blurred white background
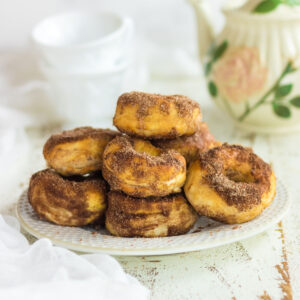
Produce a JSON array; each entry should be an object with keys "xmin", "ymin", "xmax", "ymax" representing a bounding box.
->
[
  {"xmin": 0, "ymin": 0, "xmax": 230, "ymax": 125},
  {"xmin": 0, "ymin": 0, "xmax": 225, "ymax": 50}
]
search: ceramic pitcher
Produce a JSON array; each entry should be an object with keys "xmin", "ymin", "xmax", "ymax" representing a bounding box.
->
[{"xmin": 189, "ymin": 0, "xmax": 300, "ymax": 133}]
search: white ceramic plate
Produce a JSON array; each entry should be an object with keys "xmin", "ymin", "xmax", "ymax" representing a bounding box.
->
[{"xmin": 16, "ymin": 179, "xmax": 289, "ymax": 256}]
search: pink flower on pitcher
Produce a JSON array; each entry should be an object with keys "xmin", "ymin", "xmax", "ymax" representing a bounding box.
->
[{"xmin": 213, "ymin": 47, "xmax": 268, "ymax": 103}]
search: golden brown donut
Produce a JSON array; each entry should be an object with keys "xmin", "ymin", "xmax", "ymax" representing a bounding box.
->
[
  {"xmin": 105, "ymin": 191, "xmax": 197, "ymax": 237},
  {"xmin": 113, "ymin": 91, "xmax": 202, "ymax": 139},
  {"xmin": 102, "ymin": 136, "xmax": 186, "ymax": 197},
  {"xmin": 184, "ymin": 143, "xmax": 276, "ymax": 224},
  {"xmin": 43, "ymin": 127, "xmax": 120, "ymax": 176},
  {"xmin": 153, "ymin": 122, "xmax": 221, "ymax": 164},
  {"xmin": 28, "ymin": 169, "xmax": 107, "ymax": 226}
]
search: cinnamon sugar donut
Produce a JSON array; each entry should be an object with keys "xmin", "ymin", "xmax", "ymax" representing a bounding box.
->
[
  {"xmin": 102, "ymin": 136, "xmax": 186, "ymax": 197},
  {"xmin": 113, "ymin": 91, "xmax": 202, "ymax": 139},
  {"xmin": 153, "ymin": 122, "xmax": 221, "ymax": 164},
  {"xmin": 105, "ymin": 191, "xmax": 197, "ymax": 237},
  {"xmin": 43, "ymin": 127, "xmax": 120, "ymax": 176},
  {"xmin": 184, "ymin": 144, "xmax": 276, "ymax": 224},
  {"xmin": 28, "ymin": 169, "xmax": 107, "ymax": 226}
]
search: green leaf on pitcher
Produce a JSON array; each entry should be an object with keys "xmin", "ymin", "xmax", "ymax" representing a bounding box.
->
[
  {"xmin": 275, "ymin": 84, "xmax": 293, "ymax": 98},
  {"xmin": 272, "ymin": 103, "xmax": 291, "ymax": 118},
  {"xmin": 207, "ymin": 43, "xmax": 216, "ymax": 56},
  {"xmin": 212, "ymin": 41, "xmax": 228, "ymax": 61},
  {"xmin": 284, "ymin": 61, "xmax": 297, "ymax": 74},
  {"xmin": 208, "ymin": 81, "xmax": 217, "ymax": 97},
  {"xmin": 253, "ymin": 0, "xmax": 280, "ymax": 13},
  {"xmin": 290, "ymin": 96, "xmax": 300, "ymax": 107},
  {"xmin": 205, "ymin": 62, "xmax": 212, "ymax": 76}
]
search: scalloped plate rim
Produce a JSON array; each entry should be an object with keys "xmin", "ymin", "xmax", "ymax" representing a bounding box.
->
[{"xmin": 16, "ymin": 179, "xmax": 290, "ymax": 256}]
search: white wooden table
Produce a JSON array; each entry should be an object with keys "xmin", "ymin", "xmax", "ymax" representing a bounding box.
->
[{"xmin": 1, "ymin": 77, "xmax": 299, "ymax": 300}]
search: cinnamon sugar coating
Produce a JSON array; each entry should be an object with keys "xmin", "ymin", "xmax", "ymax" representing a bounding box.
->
[
  {"xmin": 200, "ymin": 143, "xmax": 272, "ymax": 210},
  {"xmin": 105, "ymin": 191, "xmax": 197, "ymax": 237},
  {"xmin": 43, "ymin": 127, "xmax": 120, "ymax": 176},
  {"xmin": 102, "ymin": 135, "xmax": 186, "ymax": 197},
  {"xmin": 28, "ymin": 169, "xmax": 107, "ymax": 226},
  {"xmin": 113, "ymin": 91, "xmax": 202, "ymax": 139},
  {"xmin": 153, "ymin": 122, "xmax": 221, "ymax": 164},
  {"xmin": 184, "ymin": 143, "xmax": 276, "ymax": 224}
]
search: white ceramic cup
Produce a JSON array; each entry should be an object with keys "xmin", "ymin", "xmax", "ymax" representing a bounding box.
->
[
  {"xmin": 40, "ymin": 60, "xmax": 130, "ymax": 124},
  {"xmin": 32, "ymin": 11, "xmax": 134, "ymax": 73}
]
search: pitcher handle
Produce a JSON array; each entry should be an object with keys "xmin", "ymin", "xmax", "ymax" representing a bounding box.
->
[{"xmin": 188, "ymin": 0, "xmax": 215, "ymax": 62}]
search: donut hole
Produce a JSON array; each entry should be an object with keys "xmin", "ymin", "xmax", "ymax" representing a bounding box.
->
[
  {"xmin": 132, "ymin": 139, "xmax": 161, "ymax": 156},
  {"xmin": 225, "ymin": 168, "xmax": 254, "ymax": 183}
]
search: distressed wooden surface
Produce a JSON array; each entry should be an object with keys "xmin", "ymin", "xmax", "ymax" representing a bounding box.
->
[{"xmin": 1, "ymin": 77, "xmax": 299, "ymax": 299}]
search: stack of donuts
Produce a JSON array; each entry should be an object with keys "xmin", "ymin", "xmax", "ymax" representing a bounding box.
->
[
  {"xmin": 29, "ymin": 127, "xmax": 120, "ymax": 226},
  {"xmin": 103, "ymin": 92, "xmax": 208, "ymax": 237},
  {"xmin": 28, "ymin": 91, "xmax": 276, "ymax": 237}
]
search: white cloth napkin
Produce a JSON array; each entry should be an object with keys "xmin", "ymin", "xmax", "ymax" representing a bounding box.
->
[{"xmin": 0, "ymin": 215, "xmax": 149, "ymax": 300}]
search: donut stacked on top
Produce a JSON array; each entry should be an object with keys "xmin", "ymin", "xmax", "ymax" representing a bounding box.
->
[
  {"xmin": 103, "ymin": 92, "xmax": 203, "ymax": 237},
  {"xmin": 113, "ymin": 92, "xmax": 220, "ymax": 164},
  {"xmin": 28, "ymin": 127, "xmax": 120, "ymax": 226}
]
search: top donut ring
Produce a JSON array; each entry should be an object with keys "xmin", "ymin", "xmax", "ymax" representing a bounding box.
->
[{"xmin": 113, "ymin": 91, "xmax": 202, "ymax": 139}]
